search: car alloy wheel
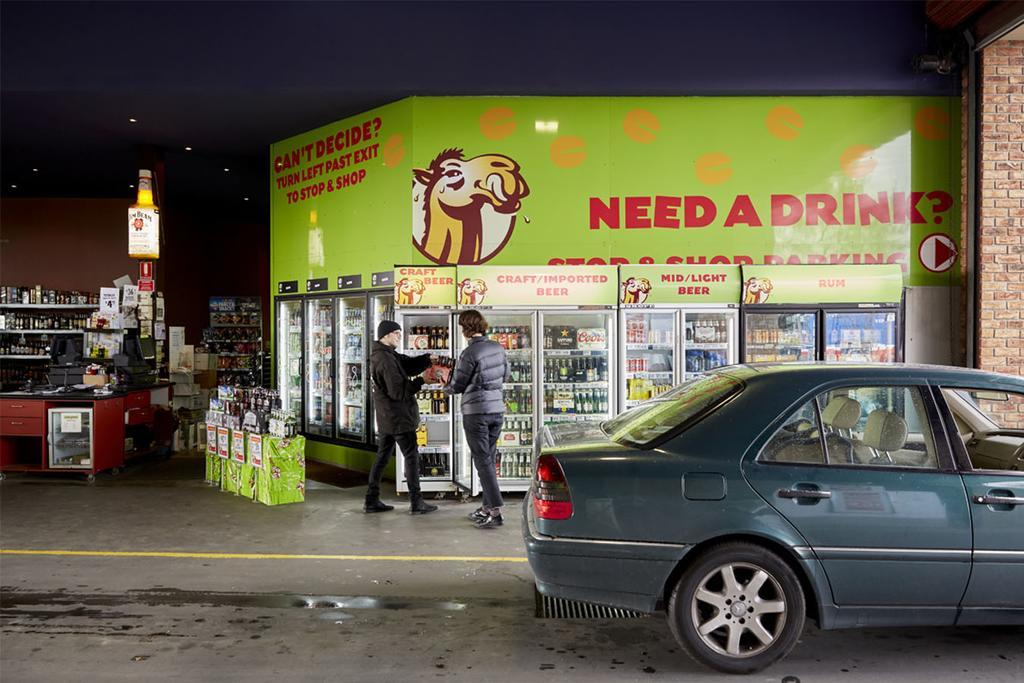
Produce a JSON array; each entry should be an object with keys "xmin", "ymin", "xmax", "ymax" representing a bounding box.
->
[
  {"xmin": 690, "ymin": 561, "xmax": 787, "ymax": 658},
  {"xmin": 668, "ymin": 542, "xmax": 806, "ymax": 674}
]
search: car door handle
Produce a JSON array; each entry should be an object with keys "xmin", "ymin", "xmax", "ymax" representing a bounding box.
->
[
  {"xmin": 778, "ymin": 488, "xmax": 832, "ymax": 500},
  {"xmin": 973, "ymin": 494, "xmax": 1024, "ymax": 506}
]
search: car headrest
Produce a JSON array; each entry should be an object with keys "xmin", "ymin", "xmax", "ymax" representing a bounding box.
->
[
  {"xmin": 820, "ymin": 397, "xmax": 861, "ymax": 431},
  {"xmin": 863, "ymin": 410, "xmax": 908, "ymax": 452}
]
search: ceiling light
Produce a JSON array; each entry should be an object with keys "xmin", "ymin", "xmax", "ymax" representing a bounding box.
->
[
  {"xmin": 535, "ymin": 120, "xmax": 559, "ymax": 133},
  {"xmin": 243, "ymin": 197, "xmax": 250, "ymax": 201},
  {"xmin": 184, "ymin": 146, "xmax": 192, "ymax": 151},
  {"xmin": 129, "ymin": 184, "xmax": 135, "ymax": 189},
  {"xmin": 223, "ymin": 168, "xmax": 230, "ymax": 172},
  {"xmin": 10, "ymin": 184, "xmax": 16, "ymax": 189},
  {"xmin": 129, "ymin": 117, "xmax": 137, "ymax": 123},
  {"xmin": 32, "ymin": 168, "xmax": 39, "ymax": 173}
]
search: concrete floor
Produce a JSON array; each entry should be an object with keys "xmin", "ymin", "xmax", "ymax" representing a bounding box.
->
[{"xmin": 1, "ymin": 454, "xmax": 1022, "ymax": 682}]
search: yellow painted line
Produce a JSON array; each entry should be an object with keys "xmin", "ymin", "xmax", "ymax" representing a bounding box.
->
[{"xmin": 0, "ymin": 549, "xmax": 527, "ymax": 563}]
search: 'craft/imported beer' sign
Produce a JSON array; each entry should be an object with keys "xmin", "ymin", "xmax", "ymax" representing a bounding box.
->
[{"xmin": 455, "ymin": 265, "xmax": 617, "ymax": 307}]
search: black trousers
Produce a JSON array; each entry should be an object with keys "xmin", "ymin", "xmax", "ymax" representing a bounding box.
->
[
  {"xmin": 367, "ymin": 431, "xmax": 421, "ymax": 501},
  {"xmin": 462, "ymin": 412, "xmax": 505, "ymax": 511}
]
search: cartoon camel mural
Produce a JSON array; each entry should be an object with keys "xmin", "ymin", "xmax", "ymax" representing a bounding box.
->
[
  {"xmin": 620, "ymin": 277, "xmax": 652, "ymax": 304},
  {"xmin": 413, "ymin": 148, "xmax": 529, "ymax": 265},
  {"xmin": 743, "ymin": 277, "xmax": 774, "ymax": 304},
  {"xmin": 458, "ymin": 278, "xmax": 489, "ymax": 306},
  {"xmin": 395, "ymin": 278, "xmax": 426, "ymax": 305}
]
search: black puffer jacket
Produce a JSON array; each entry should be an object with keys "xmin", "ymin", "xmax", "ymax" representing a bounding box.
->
[
  {"xmin": 369, "ymin": 341, "xmax": 432, "ymax": 435},
  {"xmin": 445, "ymin": 336, "xmax": 509, "ymax": 415}
]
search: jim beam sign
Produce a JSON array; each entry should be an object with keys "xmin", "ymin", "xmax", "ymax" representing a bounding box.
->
[{"xmin": 128, "ymin": 205, "xmax": 160, "ymax": 259}]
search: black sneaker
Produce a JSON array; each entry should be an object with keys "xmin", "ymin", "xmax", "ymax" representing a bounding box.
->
[
  {"xmin": 474, "ymin": 513, "xmax": 503, "ymax": 529},
  {"xmin": 467, "ymin": 507, "xmax": 488, "ymax": 521},
  {"xmin": 364, "ymin": 499, "xmax": 395, "ymax": 513},
  {"xmin": 410, "ymin": 501, "xmax": 438, "ymax": 515}
]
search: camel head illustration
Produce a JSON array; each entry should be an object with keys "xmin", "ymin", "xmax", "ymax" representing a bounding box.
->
[
  {"xmin": 620, "ymin": 277, "xmax": 652, "ymax": 304},
  {"xmin": 394, "ymin": 277, "xmax": 426, "ymax": 305},
  {"xmin": 458, "ymin": 278, "xmax": 489, "ymax": 306},
  {"xmin": 743, "ymin": 277, "xmax": 774, "ymax": 304},
  {"xmin": 413, "ymin": 148, "xmax": 529, "ymax": 265}
]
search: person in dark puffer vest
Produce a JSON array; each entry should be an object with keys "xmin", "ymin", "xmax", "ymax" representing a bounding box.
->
[{"xmin": 445, "ymin": 310, "xmax": 509, "ymax": 529}]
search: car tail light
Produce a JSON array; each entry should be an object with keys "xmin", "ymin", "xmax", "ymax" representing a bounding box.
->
[{"xmin": 533, "ymin": 454, "xmax": 573, "ymax": 520}]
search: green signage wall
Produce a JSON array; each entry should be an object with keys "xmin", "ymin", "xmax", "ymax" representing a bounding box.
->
[{"xmin": 269, "ymin": 95, "xmax": 961, "ymax": 468}]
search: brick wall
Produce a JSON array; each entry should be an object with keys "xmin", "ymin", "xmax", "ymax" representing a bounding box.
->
[{"xmin": 977, "ymin": 40, "xmax": 1024, "ymax": 399}]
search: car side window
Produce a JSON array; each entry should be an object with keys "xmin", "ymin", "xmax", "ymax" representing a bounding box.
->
[
  {"xmin": 817, "ymin": 386, "xmax": 939, "ymax": 469},
  {"xmin": 759, "ymin": 399, "xmax": 826, "ymax": 464},
  {"xmin": 940, "ymin": 387, "xmax": 1024, "ymax": 473}
]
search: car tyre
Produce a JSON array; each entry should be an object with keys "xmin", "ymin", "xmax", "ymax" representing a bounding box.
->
[{"xmin": 667, "ymin": 542, "xmax": 806, "ymax": 674}]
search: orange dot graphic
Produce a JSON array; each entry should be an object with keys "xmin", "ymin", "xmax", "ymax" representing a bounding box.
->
[
  {"xmin": 382, "ymin": 134, "xmax": 406, "ymax": 168},
  {"xmin": 479, "ymin": 107, "xmax": 516, "ymax": 140},
  {"xmin": 550, "ymin": 136, "xmax": 587, "ymax": 168},
  {"xmin": 914, "ymin": 106, "xmax": 950, "ymax": 141},
  {"xmin": 695, "ymin": 152, "xmax": 733, "ymax": 185},
  {"xmin": 623, "ymin": 109, "xmax": 661, "ymax": 144},
  {"xmin": 765, "ymin": 106, "xmax": 804, "ymax": 141},
  {"xmin": 840, "ymin": 145, "xmax": 877, "ymax": 179}
]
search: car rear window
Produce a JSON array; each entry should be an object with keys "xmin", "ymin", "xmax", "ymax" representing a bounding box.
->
[{"xmin": 602, "ymin": 373, "xmax": 743, "ymax": 448}]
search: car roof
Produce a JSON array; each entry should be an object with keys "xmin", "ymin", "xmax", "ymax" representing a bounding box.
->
[{"xmin": 717, "ymin": 362, "xmax": 1024, "ymax": 389}]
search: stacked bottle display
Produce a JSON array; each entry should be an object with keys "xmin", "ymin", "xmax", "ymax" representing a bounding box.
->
[
  {"xmin": 0, "ymin": 286, "xmax": 98, "ymax": 306},
  {"xmin": 1, "ymin": 364, "xmax": 48, "ymax": 386},
  {"xmin": 0, "ymin": 338, "xmax": 50, "ymax": 356},
  {"xmin": 416, "ymin": 390, "xmax": 450, "ymax": 415},
  {"xmin": 408, "ymin": 326, "xmax": 449, "ymax": 350},
  {"xmin": 625, "ymin": 313, "xmax": 674, "ymax": 406},
  {"xmin": 543, "ymin": 357, "xmax": 608, "ymax": 383},
  {"xmin": 486, "ymin": 326, "xmax": 530, "ymax": 350},
  {"xmin": 306, "ymin": 302, "xmax": 334, "ymax": 436},
  {"xmin": 543, "ymin": 386, "xmax": 609, "ymax": 415},
  {"xmin": 685, "ymin": 314, "xmax": 733, "ymax": 375},
  {"xmin": 0, "ymin": 312, "xmax": 90, "ymax": 330},
  {"xmin": 496, "ymin": 415, "xmax": 533, "ymax": 480}
]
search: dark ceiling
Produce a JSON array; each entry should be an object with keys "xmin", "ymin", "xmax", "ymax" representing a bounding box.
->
[{"xmin": 1, "ymin": 1, "xmax": 958, "ymax": 213}]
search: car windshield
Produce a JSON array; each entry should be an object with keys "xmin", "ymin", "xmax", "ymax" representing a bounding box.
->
[{"xmin": 601, "ymin": 373, "xmax": 743, "ymax": 448}]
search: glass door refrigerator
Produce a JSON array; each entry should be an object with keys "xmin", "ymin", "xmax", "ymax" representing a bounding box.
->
[
  {"xmin": 621, "ymin": 309, "xmax": 677, "ymax": 410},
  {"xmin": 618, "ymin": 265, "xmax": 743, "ymax": 410},
  {"xmin": 394, "ymin": 309, "xmax": 454, "ymax": 494},
  {"xmin": 275, "ymin": 297, "xmax": 304, "ymax": 420},
  {"xmin": 337, "ymin": 294, "xmax": 368, "ymax": 442},
  {"xmin": 681, "ymin": 308, "xmax": 740, "ymax": 380},
  {"xmin": 540, "ymin": 310, "xmax": 616, "ymax": 429},
  {"xmin": 453, "ymin": 312, "xmax": 536, "ymax": 496},
  {"xmin": 48, "ymin": 407, "xmax": 94, "ymax": 469},
  {"xmin": 740, "ymin": 264, "xmax": 904, "ymax": 364},
  {"xmin": 304, "ymin": 296, "xmax": 336, "ymax": 438},
  {"xmin": 368, "ymin": 290, "xmax": 396, "ymax": 447}
]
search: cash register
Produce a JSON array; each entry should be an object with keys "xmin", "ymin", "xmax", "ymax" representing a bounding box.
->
[{"xmin": 113, "ymin": 336, "xmax": 158, "ymax": 386}]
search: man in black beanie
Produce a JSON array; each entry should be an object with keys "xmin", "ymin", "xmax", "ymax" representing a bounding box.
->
[{"xmin": 365, "ymin": 320, "xmax": 438, "ymax": 514}]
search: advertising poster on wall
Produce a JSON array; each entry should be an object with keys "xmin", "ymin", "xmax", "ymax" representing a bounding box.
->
[{"xmin": 271, "ymin": 96, "xmax": 961, "ymax": 290}]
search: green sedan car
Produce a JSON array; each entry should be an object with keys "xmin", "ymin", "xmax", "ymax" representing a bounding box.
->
[{"xmin": 524, "ymin": 363, "xmax": 1024, "ymax": 674}]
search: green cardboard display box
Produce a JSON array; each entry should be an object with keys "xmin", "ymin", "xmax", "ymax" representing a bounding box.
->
[{"xmin": 255, "ymin": 435, "xmax": 306, "ymax": 506}]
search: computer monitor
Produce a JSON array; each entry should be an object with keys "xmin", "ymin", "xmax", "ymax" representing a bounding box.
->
[{"xmin": 51, "ymin": 336, "xmax": 83, "ymax": 363}]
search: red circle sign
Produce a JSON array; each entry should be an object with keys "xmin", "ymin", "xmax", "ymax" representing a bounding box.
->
[{"xmin": 918, "ymin": 233, "xmax": 958, "ymax": 273}]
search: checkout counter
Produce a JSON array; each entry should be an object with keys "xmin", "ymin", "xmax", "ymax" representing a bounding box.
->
[{"xmin": 0, "ymin": 333, "xmax": 171, "ymax": 482}]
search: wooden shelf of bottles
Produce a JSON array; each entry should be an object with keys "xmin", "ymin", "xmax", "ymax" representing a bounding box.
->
[
  {"xmin": 0, "ymin": 304, "xmax": 98, "ymax": 310},
  {"xmin": 0, "ymin": 329, "xmax": 84, "ymax": 335}
]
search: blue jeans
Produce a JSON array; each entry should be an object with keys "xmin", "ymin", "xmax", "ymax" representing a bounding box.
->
[{"xmin": 462, "ymin": 412, "xmax": 505, "ymax": 511}]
